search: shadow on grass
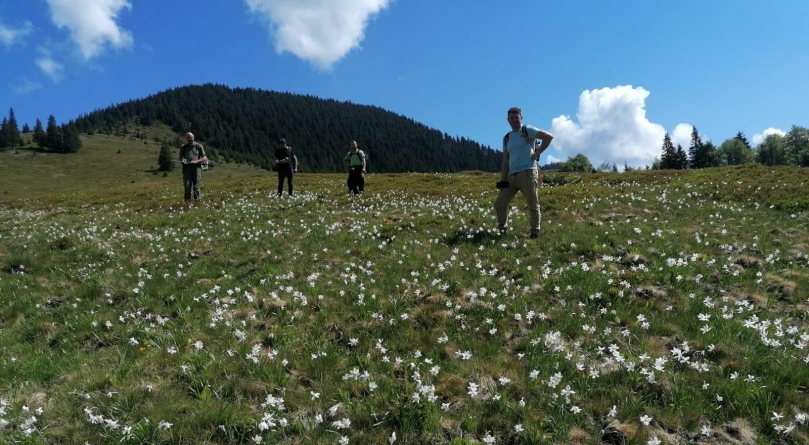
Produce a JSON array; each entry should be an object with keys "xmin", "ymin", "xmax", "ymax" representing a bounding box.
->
[{"xmin": 444, "ymin": 228, "xmax": 501, "ymax": 245}]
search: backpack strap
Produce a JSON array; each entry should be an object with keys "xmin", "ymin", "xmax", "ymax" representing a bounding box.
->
[
  {"xmin": 504, "ymin": 126, "xmax": 531, "ymax": 152},
  {"xmin": 347, "ymin": 151, "xmax": 364, "ymax": 164}
]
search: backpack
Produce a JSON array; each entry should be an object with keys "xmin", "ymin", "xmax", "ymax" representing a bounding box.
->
[
  {"xmin": 503, "ymin": 125, "xmax": 542, "ymax": 183},
  {"xmin": 347, "ymin": 150, "xmax": 366, "ymax": 171}
]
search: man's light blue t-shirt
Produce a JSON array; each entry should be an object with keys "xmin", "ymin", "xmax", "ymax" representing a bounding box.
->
[{"xmin": 505, "ymin": 125, "xmax": 540, "ymax": 174}]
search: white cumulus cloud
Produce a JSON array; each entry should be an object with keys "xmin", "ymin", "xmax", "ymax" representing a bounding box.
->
[
  {"xmin": 37, "ymin": 55, "xmax": 64, "ymax": 82},
  {"xmin": 12, "ymin": 78, "xmax": 43, "ymax": 94},
  {"xmin": 670, "ymin": 123, "xmax": 694, "ymax": 150},
  {"xmin": 752, "ymin": 127, "xmax": 786, "ymax": 146},
  {"xmin": 46, "ymin": 0, "xmax": 133, "ymax": 59},
  {"xmin": 245, "ymin": 0, "xmax": 391, "ymax": 70},
  {"xmin": 0, "ymin": 20, "xmax": 33, "ymax": 48},
  {"xmin": 550, "ymin": 85, "xmax": 690, "ymax": 168}
]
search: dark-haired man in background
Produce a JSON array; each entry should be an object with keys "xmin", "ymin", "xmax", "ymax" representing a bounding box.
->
[{"xmin": 274, "ymin": 138, "xmax": 298, "ymax": 196}]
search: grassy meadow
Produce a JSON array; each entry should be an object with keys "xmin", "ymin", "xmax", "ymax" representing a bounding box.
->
[
  {"xmin": 1, "ymin": 138, "xmax": 809, "ymax": 444},
  {"xmin": 0, "ymin": 126, "xmax": 262, "ymax": 202}
]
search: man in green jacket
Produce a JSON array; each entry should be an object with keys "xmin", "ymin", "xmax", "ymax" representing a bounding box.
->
[{"xmin": 343, "ymin": 140, "xmax": 366, "ymax": 195}]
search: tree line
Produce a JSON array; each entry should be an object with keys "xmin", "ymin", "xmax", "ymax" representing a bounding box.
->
[
  {"xmin": 63, "ymin": 83, "xmax": 502, "ymax": 173},
  {"xmin": 549, "ymin": 125, "xmax": 808, "ymax": 173},
  {"xmin": 0, "ymin": 108, "xmax": 82, "ymax": 153},
  {"xmin": 655, "ymin": 126, "xmax": 809, "ymax": 170}
]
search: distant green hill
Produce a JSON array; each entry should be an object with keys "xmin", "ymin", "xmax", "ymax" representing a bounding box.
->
[{"xmin": 69, "ymin": 84, "xmax": 503, "ymax": 173}]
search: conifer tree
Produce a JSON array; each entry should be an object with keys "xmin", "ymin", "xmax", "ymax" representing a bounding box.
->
[
  {"xmin": 57, "ymin": 124, "xmax": 82, "ymax": 153},
  {"xmin": 158, "ymin": 141, "xmax": 174, "ymax": 171},
  {"xmin": 22, "ymin": 123, "xmax": 30, "ymax": 133},
  {"xmin": 7, "ymin": 108, "xmax": 21, "ymax": 147},
  {"xmin": 688, "ymin": 126, "xmax": 703, "ymax": 169},
  {"xmin": 734, "ymin": 131, "xmax": 751, "ymax": 149},
  {"xmin": 660, "ymin": 133, "xmax": 676, "ymax": 169},
  {"xmin": 675, "ymin": 144, "xmax": 688, "ymax": 169},
  {"xmin": 0, "ymin": 117, "xmax": 8, "ymax": 148},
  {"xmin": 46, "ymin": 115, "xmax": 61, "ymax": 150},
  {"xmin": 33, "ymin": 118, "xmax": 46, "ymax": 148}
]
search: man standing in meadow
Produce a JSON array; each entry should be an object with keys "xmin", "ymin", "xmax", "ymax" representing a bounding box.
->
[
  {"xmin": 343, "ymin": 140, "xmax": 366, "ymax": 195},
  {"xmin": 494, "ymin": 107, "xmax": 554, "ymax": 238},
  {"xmin": 179, "ymin": 132, "xmax": 208, "ymax": 202},
  {"xmin": 274, "ymin": 138, "xmax": 298, "ymax": 196}
]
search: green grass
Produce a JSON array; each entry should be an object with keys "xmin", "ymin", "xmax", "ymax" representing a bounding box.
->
[
  {"xmin": 1, "ymin": 139, "xmax": 809, "ymax": 444},
  {"xmin": 0, "ymin": 122, "xmax": 263, "ymax": 203}
]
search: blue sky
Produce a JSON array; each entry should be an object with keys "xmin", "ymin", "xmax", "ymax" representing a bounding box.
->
[{"xmin": 1, "ymin": 0, "xmax": 807, "ymax": 167}]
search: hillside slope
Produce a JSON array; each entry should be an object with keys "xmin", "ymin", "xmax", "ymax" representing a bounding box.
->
[
  {"xmin": 70, "ymin": 84, "xmax": 503, "ymax": 173},
  {"xmin": 0, "ymin": 128, "xmax": 264, "ymax": 202}
]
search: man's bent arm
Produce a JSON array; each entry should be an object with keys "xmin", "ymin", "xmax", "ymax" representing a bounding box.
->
[{"xmin": 532, "ymin": 130, "xmax": 554, "ymax": 161}]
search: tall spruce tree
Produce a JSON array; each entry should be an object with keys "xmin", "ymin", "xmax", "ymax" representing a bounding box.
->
[
  {"xmin": 59, "ymin": 124, "xmax": 82, "ymax": 153},
  {"xmin": 675, "ymin": 144, "xmax": 689, "ymax": 169},
  {"xmin": 158, "ymin": 141, "xmax": 174, "ymax": 171},
  {"xmin": 33, "ymin": 118, "xmax": 46, "ymax": 148},
  {"xmin": 45, "ymin": 115, "xmax": 61, "ymax": 150},
  {"xmin": 22, "ymin": 123, "xmax": 30, "ymax": 133},
  {"xmin": 0, "ymin": 117, "xmax": 8, "ymax": 148},
  {"xmin": 7, "ymin": 108, "xmax": 21, "ymax": 147},
  {"xmin": 660, "ymin": 133, "xmax": 676, "ymax": 169},
  {"xmin": 734, "ymin": 131, "xmax": 751, "ymax": 149},
  {"xmin": 688, "ymin": 126, "xmax": 703, "ymax": 169}
]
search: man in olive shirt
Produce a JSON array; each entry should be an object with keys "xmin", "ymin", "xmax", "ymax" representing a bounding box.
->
[
  {"xmin": 342, "ymin": 140, "xmax": 366, "ymax": 195},
  {"xmin": 179, "ymin": 132, "xmax": 208, "ymax": 202}
]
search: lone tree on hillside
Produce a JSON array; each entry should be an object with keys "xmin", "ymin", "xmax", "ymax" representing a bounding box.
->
[
  {"xmin": 158, "ymin": 141, "xmax": 175, "ymax": 172},
  {"xmin": 45, "ymin": 115, "xmax": 61, "ymax": 150},
  {"xmin": 33, "ymin": 118, "xmax": 46, "ymax": 148}
]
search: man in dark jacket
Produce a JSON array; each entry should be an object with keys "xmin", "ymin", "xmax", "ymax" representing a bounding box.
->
[{"xmin": 274, "ymin": 138, "xmax": 298, "ymax": 196}]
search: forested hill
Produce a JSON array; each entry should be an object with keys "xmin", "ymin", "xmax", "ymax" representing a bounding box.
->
[{"xmin": 70, "ymin": 84, "xmax": 501, "ymax": 173}]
